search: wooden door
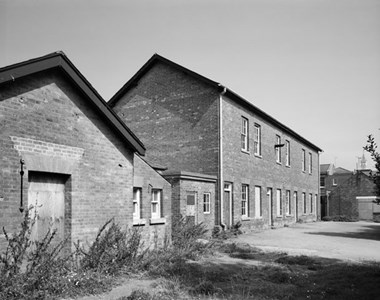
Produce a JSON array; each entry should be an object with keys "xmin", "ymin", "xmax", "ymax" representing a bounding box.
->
[{"xmin": 28, "ymin": 172, "xmax": 66, "ymax": 245}]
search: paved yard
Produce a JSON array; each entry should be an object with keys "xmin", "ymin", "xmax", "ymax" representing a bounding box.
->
[{"xmin": 236, "ymin": 221, "xmax": 380, "ymax": 262}]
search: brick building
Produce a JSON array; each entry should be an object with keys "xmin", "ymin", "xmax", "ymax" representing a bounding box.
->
[
  {"xmin": 0, "ymin": 52, "xmax": 171, "ymax": 252},
  {"xmin": 320, "ymin": 163, "xmax": 379, "ymax": 220},
  {"xmin": 109, "ymin": 54, "xmax": 322, "ymax": 232}
]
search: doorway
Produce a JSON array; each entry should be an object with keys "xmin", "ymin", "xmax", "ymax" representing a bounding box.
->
[
  {"xmin": 28, "ymin": 172, "xmax": 68, "ymax": 246},
  {"xmin": 224, "ymin": 183, "xmax": 232, "ymax": 228}
]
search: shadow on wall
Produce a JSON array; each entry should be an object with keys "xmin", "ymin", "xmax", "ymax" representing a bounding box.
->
[{"xmin": 307, "ymin": 225, "xmax": 380, "ymax": 241}]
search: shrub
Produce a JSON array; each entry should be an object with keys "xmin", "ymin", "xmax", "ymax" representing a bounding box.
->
[{"xmin": 76, "ymin": 219, "xmax": 146, "ymax": 275}]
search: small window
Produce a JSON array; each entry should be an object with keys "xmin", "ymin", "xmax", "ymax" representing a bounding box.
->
[
  {"xmin": 255, "ymin": 186, "xmax": 262, "ymax": 217},
  {"xmin": 302, "ymin": 149, "xmax": 306, "ymax": 172},
  {"xmin": 241, "ymin": 117, "xmax": 249, "ymax": 152},
  {"xmin": 254, "ymin": 124, "xmax": 261, "ymax": 156},
  {"xmin": 276, "ymin": 135, "xmax": 282, "ymax": 163},
  {"xmin": 320, "ymin": 177, "xmax": 325, "ymax": 187},
  {"xmin": 276, "ymin": 189, "xmax": 282, "ymax": 216},
  {"xmin": 286, "ymin": 190, "xmax": 291, "ymax": 215},
  {"xmin": 133, "ymin": 188, "xmax": 142, "ymax": 220},
  {"xmin": 285, "ymin": 140, "xmax": 290, "ymax": 166},
  {"xmin": 203, "ymin": 193, "xmax": 211, "ymax": 214},
  {"xmin": 333, "ymin": 178, "xmax": 337, "ymax": 186},
  {"xmin": 151, "ymin": 189, "xmax": 162, "ymax": 219},
  {"xmin": 241, "ymin": 184, "xmax": 249, "ymax": 217},
  {"xmin": 309, "ymin": 153, "xmax": 312, "ymax": 174},
  {"xmin": 302, "ymin": 192, "xmax": 306, "ymax": 214}
]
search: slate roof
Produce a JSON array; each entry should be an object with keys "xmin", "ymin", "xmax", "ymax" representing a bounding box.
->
[
  {"xmin": 109, "ymin": 54, "xmax": 322, "ymax": 152},
  {"xmin": 0, "ymin": 51, "xmax": 145, "ymax": 155}
]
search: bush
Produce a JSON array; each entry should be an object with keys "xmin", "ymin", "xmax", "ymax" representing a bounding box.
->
[
  {"xmin": 76, "ymin": 219, "xmax": 146, "ymax": 275},
  {"xmin": 322, "ymin": 215, "xmax": 358, "ymax": 222}
]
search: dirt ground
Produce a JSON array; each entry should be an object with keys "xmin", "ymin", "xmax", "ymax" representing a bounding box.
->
[{"xmin": 236, "ymin": 220, "xmax": 380, "ymax": 262}]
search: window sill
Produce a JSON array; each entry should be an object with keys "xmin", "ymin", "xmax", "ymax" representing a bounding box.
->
[
  {"xmin": 204, "ymin": 212, "xmax": 211, "ymax": 215},
  {"xmin": 241, "ymin": 216, "xmax": 252, "ymax": 221},
  {"xmin": 276, "ymin": 161, "xmax": 282, "ymax": 166},
  {"xmin": 241, "ymin": 149, "xmax": 250, "ymax": 155},
  {"xmin": 276, "ymin": 216, "xmax": 283, "ymax": 218},
  {"xmin": 133, "ymin": 219, "xmax": 146, "ymax": 226},
  {"xmin": 150, "ymin": 217, "xmax": 166, "ymax": 225},
  {"xmin": 285, "ymin": 164, "xmax": 291, "ymax": 168},
  {"xmin": 254, "ymin": 154, "xmax": 262, "ymax": 159}
]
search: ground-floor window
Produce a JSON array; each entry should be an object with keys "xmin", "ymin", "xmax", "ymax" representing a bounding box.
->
[
  {"xmin": 133, "ymin": 187, "xmax": 142, "ymax": 220},
  {"xmin": 309, "ymin": 193, "xmax": 313, "ymax": 214},
  {"xmin": 255, "ymin": 186, "xmax": 262, "ymax": 217},
  {"xmin": 151, "ymin": 189, "xmax": 162, "ymax": 219},
  {"xmin": 241, "ymin": 184, "xmax": 249, "ymax": 217},
  {"xmin": 276, "ymin": 189, "xmax": 282, "ymax": 216},
  {"xmin": 286, "ymin": 190, "xmax": 291, "ymax": 215},
  {"xmin": 203, "ymin": 193, "xmax": 211, "ymax": 214},
  {"xmin": 302, "ymin": 193, "xmax": 306, "ymax": 214}
]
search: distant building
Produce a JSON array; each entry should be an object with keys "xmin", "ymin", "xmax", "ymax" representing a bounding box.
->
[
  {"xmin": 109, "ymin": 54, "xmax": 322, "ymax": 232},
  {"xmin": 320, "ymin": 159, "xmax": 379, "ymax": 221}
]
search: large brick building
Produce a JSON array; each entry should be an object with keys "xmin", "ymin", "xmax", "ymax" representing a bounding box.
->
[
  {"xmin": 109, "ymin": 54, "xmax": 322, "ymax": 232},
  {"xmin": 0, "ymin": 52, "xmax": 171, "ymax": 252}
]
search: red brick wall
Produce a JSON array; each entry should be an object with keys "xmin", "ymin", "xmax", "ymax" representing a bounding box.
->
[
  {"xmin": 111, "ymin": 62, "xmax": 220, "ymax": 176},
  {"xmin": 0, "ymin": 70, "xmax": 135, "ymax": 250},
  {"xmin": 222, "ymin": 96, "xmax": 319, "ymax": 230}
]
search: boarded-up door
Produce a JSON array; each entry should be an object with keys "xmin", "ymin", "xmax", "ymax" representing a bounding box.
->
[
  {"xmin": 28, "ymin": 172, "xmax": 66, "ymax": 245},
  {"xmin": 186, "ymin": 192, "xmax": 196, "ymax": 225}
]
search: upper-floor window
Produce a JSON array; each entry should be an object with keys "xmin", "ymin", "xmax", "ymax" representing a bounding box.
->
[
  {"xmin": 203, "ymin": 193, "xmax": 211, "ymax": 214},
  {"xmin": 254, "ymin": 124, "xmax": 261, "ymax": 156},
  {"xmin": 241, "ymin": 117, "xmax": 249, "ymax": 152},
  {"xmin": 276, "ymin": 135, "xmax": 282, "ymax": 163},
  {"xmin": 285, "ymin": 140, "xmax": 290, "ymax": 166},
  {"xmin": 151, "ymin": 189, "xmax": 162, "ymax": 219},
  {"xmin": 320, "ymin": 176, "xmax": 325, "ymax": 187},
  {"xmin": 309, "ymin": 152, "xmax": 312, "ymax": 174},
  {"xmin": 241, "ymin": 184, "xmax": 249, "ymax": 217},
  {"xmin": 133, "ymin": 187, "xmax": 142, "ymax": 220},
  {"xmin": 302, "ymin": 149, "xmax": 306, "ymax": 172}
]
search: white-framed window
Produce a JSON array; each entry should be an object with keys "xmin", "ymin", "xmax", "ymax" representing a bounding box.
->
[
  {"xmin": 302, "ymin": 192, "xmax": 306, "ymax": 214},
  {"xmin": 255, "ymin": 186, "xmax": 262, "ymax": 217},
  {"xmin": 302, "ymin": 149, "xmax": 306, "ymax": 172},
  {"xmin": 254, "ymin": 124, "xmax": 261, "ymax": 156},
  {"xmin": 313, "ymin": 194, "xmax": 317, "ymax": 214},
  {"xmin": 276, "ymin": 189, "xmax": 282, "ymax": 216},
  {"xmin": 241, "ymin": 184, "xmax": 249, "ymax": 217},
  {"xmin": 203, "ymin": 193, "xmax": 211, "ymax": 214},
  {"xmin": 333, "ymin": 178, "xmax": 337, "ymax": 186},
  {"xmin": 309, "ymin": 152, "xmax": 312, "ymax": 174},
  {"xmin": 293, "ymin": 191, "xmax": 298, "ymax": 216},
  {"xmin": 276, "ymin": 135, "xmax": 282, "ymax": 163},
  {"xmin": 285, "ymin": 140, "xmax": 290, "ymax": 166},
  {"xmin": 309, "ymin": 193, "xmax": 313, "ymax": 214},
  {"xmin": 133, "ymin": 187, "xmax": 142, "ymax": 220},
  {"xmin": 151, "ymin": 189, "xmax": 162, "ymax": 219},
  {"xmin": 241, "ymin": 117, "xmax": 249, "ymax": 152},
  {"xmin": 286, "ymin": 190, "xmax": 291, "ymax": 215},
  {"xmin": 320, "ymin": 176, "xmax": 325, "ymax": 187}
]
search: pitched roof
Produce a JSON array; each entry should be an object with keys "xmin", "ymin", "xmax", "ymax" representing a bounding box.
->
[
  {"xmin": 333, "ymin": 167, "xmax": 352, "ymax": 174},
  {"xmin": 320, "ymin": 164, "xmax": 333, "ymax": 174},
  {"xmin": 109, "ymin": 54, "xmax": 322, "ymax": 152},
  {"xmin": 0, "ymin": 51, "xmax": 145, "ymax": 155}
]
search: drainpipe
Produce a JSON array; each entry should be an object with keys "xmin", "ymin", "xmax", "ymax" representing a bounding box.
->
[{"xmin": 219, "ymin": 85, "xmax": 227, "ymax": 230}]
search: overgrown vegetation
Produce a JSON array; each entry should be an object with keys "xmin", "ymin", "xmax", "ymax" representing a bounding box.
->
[
  {"xmin": 322, "ymin": 215, "xmax": 358, "ymax": 222},
  {"xmin": 2, "ymin": 211, "xmax": 380, "ymax": 300}
]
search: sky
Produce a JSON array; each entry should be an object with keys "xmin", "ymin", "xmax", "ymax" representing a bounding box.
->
[{"xmin": 1, "ymin": 0, "xmax": 379, "ymax": 171}]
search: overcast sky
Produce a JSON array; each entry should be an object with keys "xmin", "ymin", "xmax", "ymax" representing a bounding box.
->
[{"xmin": 1, "ymin": 0, "xmax": 379, "ymax": 171}]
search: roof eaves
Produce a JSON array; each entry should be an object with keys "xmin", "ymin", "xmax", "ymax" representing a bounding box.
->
[{"xmin": 0, "ymin": 51, "xmax": 146, "ymax": 155}]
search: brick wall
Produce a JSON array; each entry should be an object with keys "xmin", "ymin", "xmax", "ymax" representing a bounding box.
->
[
  {"xmin": 0, "ymin": 70, "xmax": 136, "ymax": 251},
  {"xmin": 163, "ymin": 171, "xmax": 216, "ymax": 234},
  {"xmin": 221, "ymin": 96, "xmax": 319, "ymax": 230},
  {"xmin": 133, "ymin": 155, "xmax": 172, "ymax": 246},
  {"xmin": 329, "ymin": 172, "xmax": 376, "ymax": 218},
  {"xmin": 111, "ymin": 62, "xmax": 220, "ymax": 176}
]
